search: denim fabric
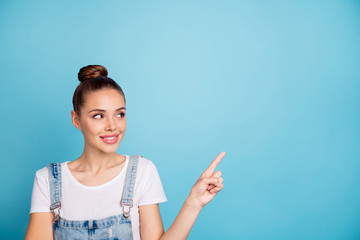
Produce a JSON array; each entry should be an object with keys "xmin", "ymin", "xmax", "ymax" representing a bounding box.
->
[
  {"xmin": 48, "ymin": 163, "xmax": 62, "ymax": 220},
  {"xmin": 120, "ymin": 155, "xmax": 139, "ymax": 217},
  {"xmin": 53, "ymin": 213, "xmax": 133, "ymax": 240},
  {"xmin": 49, "ymin": 155, "xmax": 140, "ymax": 240}
]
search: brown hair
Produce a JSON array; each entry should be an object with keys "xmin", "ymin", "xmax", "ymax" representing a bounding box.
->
[{"xmin": 72, "ymin": 65, "xmax": 125, "ymax": 114}]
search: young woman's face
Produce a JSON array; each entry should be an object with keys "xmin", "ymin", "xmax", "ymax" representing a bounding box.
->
[{"xmin": 72, "ymin": 88, "xmax": 126, "ymax": 154}]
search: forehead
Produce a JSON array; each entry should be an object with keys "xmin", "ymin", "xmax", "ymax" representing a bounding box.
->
[{"xmin": 83, "ymin": 89, "xmax": 125, "ymax": 110}]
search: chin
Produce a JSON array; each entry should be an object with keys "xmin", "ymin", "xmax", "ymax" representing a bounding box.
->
[{"xmin": 102, "ymin": 146, "xmax": 120, "ymax": 154}]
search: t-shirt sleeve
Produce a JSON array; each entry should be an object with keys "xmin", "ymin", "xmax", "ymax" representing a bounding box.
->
[
  {"xmin": 137, "ymin": 158, "xmax": 167, "ymax": 206},
  {"xmin": 29, "ymin": 167, "xmax": 51, "ymax": 213}
]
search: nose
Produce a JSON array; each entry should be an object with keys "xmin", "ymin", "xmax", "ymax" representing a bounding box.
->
[{"xmin": 105, "ymin": 117, "xmax": 116, "ymax": 131}]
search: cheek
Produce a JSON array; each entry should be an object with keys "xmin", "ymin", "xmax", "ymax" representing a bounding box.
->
[
  {"xmin": 118, "ymin": 118, "xmax": 126, "ymax": 129},
  {"xmin": 82, "ymin": 121, "xmax": 103, "ymax": 136}
]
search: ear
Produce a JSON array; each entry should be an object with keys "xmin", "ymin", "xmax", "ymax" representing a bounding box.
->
[{"xmin": 71, "ymin": 110, "xmax": 81, "ymax": 130}]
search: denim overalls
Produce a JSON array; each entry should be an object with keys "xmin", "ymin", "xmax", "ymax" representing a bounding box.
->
[{"xmin": 48, "ymin": 155, "xmax": 140, "ymax": 240}]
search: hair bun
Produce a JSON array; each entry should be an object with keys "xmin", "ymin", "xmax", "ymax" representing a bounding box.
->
[{"xmin": 78, "ymin": 65, "xmax": 108, "ymax": 83}]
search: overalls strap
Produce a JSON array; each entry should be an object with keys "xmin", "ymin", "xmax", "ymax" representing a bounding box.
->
[
  {"xmin": 120, "ymin": 155, "xmax": 140, "ymax": 218},
  {"xmin": 48, "ymin": 163, "xmax": 62, "ymax": 221}
]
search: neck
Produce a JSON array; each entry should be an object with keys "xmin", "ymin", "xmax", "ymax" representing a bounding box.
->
[{"xmin": 76, "ymin": 143, "xmax": 123, "ymax": 173}]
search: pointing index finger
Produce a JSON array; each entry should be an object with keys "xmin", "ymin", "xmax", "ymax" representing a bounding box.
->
[{"xmin": 205, "ymin": 151, "xmax": 225, "ymax": 175}]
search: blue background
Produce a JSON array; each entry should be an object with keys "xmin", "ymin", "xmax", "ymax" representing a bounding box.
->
[{"xmin": 1, "ymin": 0, "xmax": 360, "ymax": 239}]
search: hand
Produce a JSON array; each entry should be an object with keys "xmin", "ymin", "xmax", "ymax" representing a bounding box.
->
[{"xmin": 189, "ymin": 151, "xmax": 225, "ymax": 208}]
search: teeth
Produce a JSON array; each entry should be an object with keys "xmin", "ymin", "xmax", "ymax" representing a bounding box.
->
[{"xmin": 103, "ymin": 137, "xmax": 116, "ymax": 140}]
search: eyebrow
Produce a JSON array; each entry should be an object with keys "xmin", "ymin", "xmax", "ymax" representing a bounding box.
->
[{"xmin": 88, "ymin": 107, "xmax": 126, "ymax": 113}]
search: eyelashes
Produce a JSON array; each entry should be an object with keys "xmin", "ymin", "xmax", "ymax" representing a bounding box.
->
[{"xmin": 92, "ymin": 112, "xmax": 126, "ymax": 119}]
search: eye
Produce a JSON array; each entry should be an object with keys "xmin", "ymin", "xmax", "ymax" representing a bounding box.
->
[
  {"xmin": 117, "ymin": 112, "xmax": 125, "ymax": 118},
  {"xmin": 93, "ymin": 114, "xmax": 103, "ymax": 119}
]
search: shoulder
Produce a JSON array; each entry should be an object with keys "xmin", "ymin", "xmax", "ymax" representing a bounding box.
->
[
  {"xmin": 132, "ymin": 155, "xmax": 167, "ymax": 204},
  {"xmin": 136, "ymin": 155, "xmax": 159, "ymax": 173},
  {"xmin": 34, "ymin": 165, "xmax": 48, "ymax": 180},
  {"xmin": 137, "ymin": 156, "xmax": 156, "ymax": 167},
  {"xmin": 131, "ymin": 155, "xmax": 162, "ymax": 180},
  {"xmin": 34, "ymin": 162, "xmax": 68, "ymax": 180}
]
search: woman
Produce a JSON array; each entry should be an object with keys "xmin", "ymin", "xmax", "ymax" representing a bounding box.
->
[{"xmin": 25, "ymin": 65, "xmax": 225, "ymax": 240}]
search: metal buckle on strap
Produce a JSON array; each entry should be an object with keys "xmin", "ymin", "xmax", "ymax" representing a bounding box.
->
[
  {"xmin": 50, "ymin": 201, "xmax": 61, "ymax": 211},
  {"xmin": 122, "ymin": 206, "xmax": 131, "ymax": 218},
  {"xmin": 50, "ymin": 201, "xmax": 61, "ymax": 222},
  {"xmin": 120, "ymin": 199, "xmax": 133, "ymax": 218},
  {"xmin": 120, "ymin": 199, "xmax": 133, "ymax": 207}
]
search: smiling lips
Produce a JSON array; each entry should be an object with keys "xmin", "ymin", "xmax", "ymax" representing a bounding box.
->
[{"xmin": 100, "ymin": 134, "xmax": 119, "ymax": 144}]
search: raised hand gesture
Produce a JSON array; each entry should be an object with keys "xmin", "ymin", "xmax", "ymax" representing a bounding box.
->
[
  {"xmin": 189, "ymin": 151, "xmax": 225, "ymax": 208},
  {"xmin": 149, "ymin": 152, "xmax": 226, "ymax": 239}
]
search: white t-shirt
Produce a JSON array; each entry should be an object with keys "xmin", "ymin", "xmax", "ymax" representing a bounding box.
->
[{"xmin": 30, "ymin": 155, "xmax": 167, "ymax": 240}]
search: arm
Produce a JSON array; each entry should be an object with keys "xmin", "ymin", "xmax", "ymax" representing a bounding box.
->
[
  {"xmin": 26, "ymin": 168, "xmax": 54, "ymax": 240},
  {"xmin": 139, "ymin": 152, "xmax": 225, "ymax": 240},
  {"xmin": 139, "ymin": 204, "xmax": 164, "ymax": 240},
  {"xmin": 159, "ymin": 195, "xmax": 203, "ymax": 240},
  {"xmin": 25, "ymin": 212, "xmax": 54, "ymax": 240}
]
